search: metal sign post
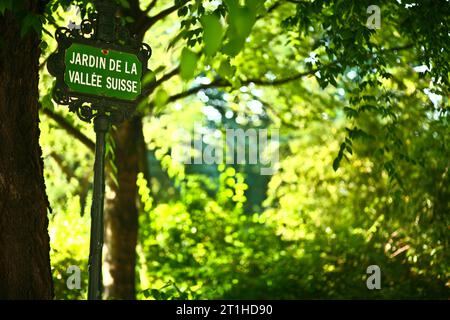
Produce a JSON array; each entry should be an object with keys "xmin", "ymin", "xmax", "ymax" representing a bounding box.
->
[
  {"xmin": 87, "ymin": 114, "xmax": 109, "ymax": 300},
  {"xmin": 47, "ymin": 0, "xmax": 152, "ymax": 300}
]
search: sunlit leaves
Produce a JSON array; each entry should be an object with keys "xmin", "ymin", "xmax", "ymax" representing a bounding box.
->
[
  {"xmin": 40, "ymin": 92, "xmax": 55, "ymax": 111},
  {"xmin": 200, "ymin": 14, "xmax": 224, "ymax": 56},
  {"xmin": 180, "ymin": 47, "xmax": 198, "ymax": 80},
  {"xmin": 141, "ymin": 281, "xmax": 197, "ymax": 300},
  {"xmin": 39, "ymin": 0, "xmax": 450, "ymax": 300},
  {"xmin": 137, "ymin": 172, "xmax": 153, "ymax": 212},
  {"xmin": 222, "ymin": 0, "xmax": 256, "ymax": 57},
  {"xmin": 106, "ymin": 132, "xmax": 119, "ymax": 188}
]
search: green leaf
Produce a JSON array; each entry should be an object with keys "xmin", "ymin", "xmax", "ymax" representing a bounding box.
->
[
  {"xmin": 116, "ymin": 0, "xmax": 130, "ymax": 9},
  {"xmin": 0, "ymin": 0, "xmax": 13, "ymax": 15},
  {"xmin": 109, "ymin": 167, "xmax": 119, "ymax": 188},
  {"xmin": 151, "ymin": 289, "xmax": 161, "ymax": 299},
  {"xmin": 200, "ymin": 14, "xmax": 224, "ymax": 56},
  {"xmin": 222, "ymin": 37, "xmax": 245, "ymax": 57},
  {"xmin": 333, "ymin": 142, "xmax": 346, "ymax": 171},
  {"xmin": 223, "ymin": 0, "xmax": 239, "ymax": 13},
  {"xmin": 40, "ymin": 93, "xmax": 54, "ymax": 111},
  {"xmin": 142, "ymin": 70, "xmax": 156, "ymax": 87},
  {"xmin": 230, "ymin": 6, "xmax": 255, "ymax": 39},
  {"xmin": 246, "ymin": 0, "xmax": 265, "ymax": 12},
  {"xmin": 142, "ymin": 289, "xmax": 151, "ymax": 298},
  {"xmin": 332, "ymin": 155, "xmax": 341, "ymax": 171},
  {"xmin": 218, "ymin": 58, "xmax": 235, "ymax": 79},
  {"xmin": 154, "ymin": 88, "xmax": 169, "ymax": 107},
  {"xmin": 180, "ymin": 47, "xmax": 198, "ymax": 80},
  {"xmin": 124, "ymin": 16, "xmax": 135, "ymax": 23},
  {"xmin": 21, "ymin": 14, "xmax": 42, "ymax": 38},
  {"xmin": 136, "ymin": 97, "xmax": 149, "ymax": 113},
  {"xmin": 343, "ymin": 107, "xmax": 358, "ymax": 119},
  {"xmin": 222, "ymin": 2, "xmax": 256, "ymax": 57},
  {"xmin": 177, "ymin": 6, "xmax": 188, "ymax": 17}
]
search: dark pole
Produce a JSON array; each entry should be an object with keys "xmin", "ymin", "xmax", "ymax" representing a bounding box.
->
[
  {"xmin": 47, "ymin": 0, "xmax": 148, "ymax": 300},
  {"xmin": 88, "ymin": 115, "xmax": 109, "ymax": 300},
  {"xmin": 87, "ymin": 0, "xmax": 116, "ymax": 301}
]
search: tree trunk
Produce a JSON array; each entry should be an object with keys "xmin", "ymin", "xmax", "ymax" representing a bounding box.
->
[
  {"xmin": 104, "ymin": 117, "xmax": 142, "ymax": 299},
  {"xmin": 0, "ymin": 2, "xmax": 53, "ymax": 299},
  {"xmin": 102, "ymin": 2, "xmax": 155, "ymax": 299}
]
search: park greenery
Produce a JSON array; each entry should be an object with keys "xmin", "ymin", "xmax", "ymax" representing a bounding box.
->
[{"xmin": 1, "ymin": 0, "xmax": 448, "ymax": 299}]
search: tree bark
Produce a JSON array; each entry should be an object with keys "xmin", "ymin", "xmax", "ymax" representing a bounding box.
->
[
  {"xmin": 0, "ymin": 2, "xmax": 53, "ymax": 299},
  {"xmin": 104, "ymin": 117, "xmax": 142, "ymax": 299},
  {"xmin": 102, "ymin": 3, "xmax": 152, "ymax": 298}
]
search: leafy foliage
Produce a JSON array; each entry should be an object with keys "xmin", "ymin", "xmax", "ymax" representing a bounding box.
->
[{"xmin": 30, "ymin": 0, "xmax": 450, "ymax": 299}]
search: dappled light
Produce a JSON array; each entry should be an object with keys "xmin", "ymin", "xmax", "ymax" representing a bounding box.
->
[{"xmin": 0, "ymin": 0, "xmax": 448, "ymax": 302}]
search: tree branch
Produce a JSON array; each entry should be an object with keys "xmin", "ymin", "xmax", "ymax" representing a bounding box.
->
[
  {"xmin": 166, "ymin": 79, "xmax": 229, "ymax": 104},
  {"xmin": 49, "ymin": 151, "xmax": 92, "ymax": 216},
  {"xmin": 49, "ymin": 151, "xmax": 77, "ymax": 182},
  {"xmin": 163, "ymin": 67, "xmax": 321, "ymax": 105},
  {"xmin": 144, "ymin": 66, "xmax": 180, "ymax": 95},
  {"xmin": 137, "ymin": 1, "xmax": 189, "ymax": 38},
  {"xmin": 267, "ymin": 1, "xmax": 282, "ymax": 13},
  {"xmin": 245, "ymin": 68, "xmax": 319, "ymax": 86},
  {"xmin": 128, "ymin": 0, "xmax": 142, "ymax": 17},
  {"xmin": 144, "ymin": 0, "xmax": 158, "ymax": 14},
  {"xmin": 248, "ymin": 92, "xmax": 300, "ymax": 130},
  {"xmin": 159, "ymin": 41, "xmax": 416, "ymax": 106},
  {"xmin": 40, "ymin": 106, "xmax": 95, "ymax": 151},
  {"xmin": 256, "ymin": 0, "xmax": 296, "ymax": 20},
  {"xmin": 132, "ymin": 0, "xmax": 158, "ymax": 37}
]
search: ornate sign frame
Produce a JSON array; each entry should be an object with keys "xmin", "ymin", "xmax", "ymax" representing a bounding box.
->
[
  {"xmin": 46, "ymin": 1, "xmax": 153, "ymax": 300},
  {"xmin": 47, "ymin": 14, "xmax": 152, "ymax": 123}
]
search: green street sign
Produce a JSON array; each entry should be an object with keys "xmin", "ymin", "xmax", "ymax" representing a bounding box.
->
[
  {"xmin": 64, "ymin": 43, "xmax": 142, "ymax": 101},
  {"xmin": 47, "ymin": 6, "xmax": 153, "ymax": 300}
]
